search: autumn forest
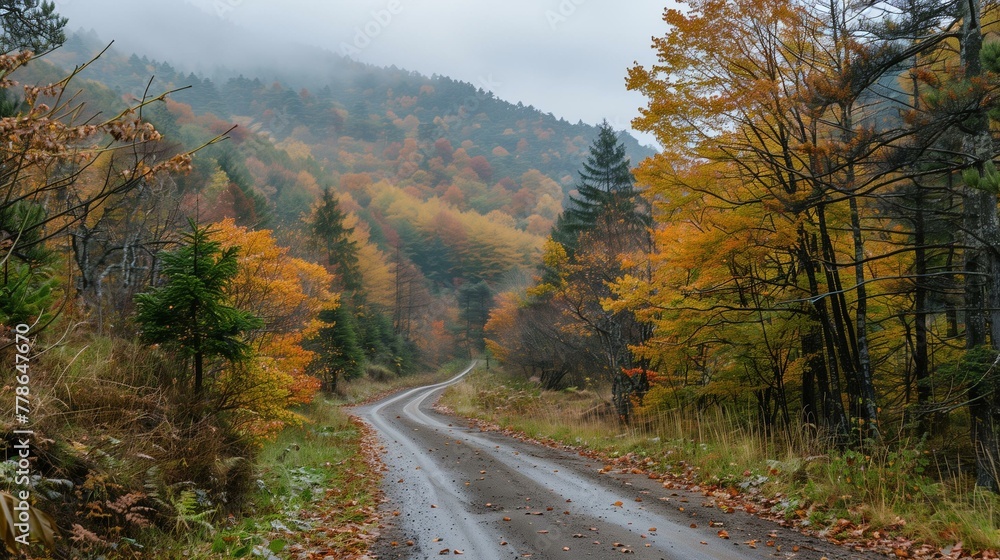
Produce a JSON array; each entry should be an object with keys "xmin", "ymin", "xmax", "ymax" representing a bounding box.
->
[{"xmin": 4, "ymin": 0, "xmax": 1000, "ymax": 557}]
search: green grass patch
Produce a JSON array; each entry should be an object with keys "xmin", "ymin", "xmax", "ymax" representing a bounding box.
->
[
  {"xmin": 143, "ymin": 362, "xmax": 470, "ymax": 558},
  {"xmin": 142, "ymin": 398, "xmax": 379, "ymax": 559}
]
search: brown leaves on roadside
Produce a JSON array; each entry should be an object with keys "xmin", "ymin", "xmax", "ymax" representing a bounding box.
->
[{"xmin": 287, "ymin": 417, "xmax": 382, "ymax": 560}]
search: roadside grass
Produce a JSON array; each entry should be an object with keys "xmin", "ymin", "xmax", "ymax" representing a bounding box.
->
[
  {"xmin": 440, "ymin": 366, "xmax": 1000, "ymax": 555},
  {"xmin": 166, "ymin": 362, "xmax": 465, "ymax": 558},
  {"xmin": 7, "ymin": 327, "xmax": 461, "ymax": 558},
  {"xmin": 152, "ymin": 397, "xmax": 379, "ymax": 559}
]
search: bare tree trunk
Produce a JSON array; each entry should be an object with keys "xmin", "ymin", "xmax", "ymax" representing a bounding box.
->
[{"xmin": 960, "ymin": 0, "xmax": 1000, "ymax": 492}]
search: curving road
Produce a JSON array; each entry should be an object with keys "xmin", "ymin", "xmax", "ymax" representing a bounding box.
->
[{"xmin": 356, "ymin": 363, "xmax": 883, "ymax": 559}]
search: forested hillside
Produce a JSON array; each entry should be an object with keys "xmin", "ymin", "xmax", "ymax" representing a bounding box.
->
[
  {"xmin": 6, "ymin": 24, "xmax": 657, "ymax": 360},
  {"xmin": 13, "ymin": 0, "xmax": 1000, "ymax": 556},
  {"xmin": 0, "ymin": 3, "xmax": 657, "ymax": 555},
  {"xmin": 52, "ymin": 28, "xmax": 654, "ymax": 212}
]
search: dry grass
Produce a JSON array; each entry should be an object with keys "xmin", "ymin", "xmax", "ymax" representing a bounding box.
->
[{"xmin": 0, "ymin": 330, "xmax": 262, "ymax": 557}]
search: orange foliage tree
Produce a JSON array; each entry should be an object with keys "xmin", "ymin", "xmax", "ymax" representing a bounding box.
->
[{"xmin": 209, "ymin": 218, "xmax": 333, "ymax": 435}]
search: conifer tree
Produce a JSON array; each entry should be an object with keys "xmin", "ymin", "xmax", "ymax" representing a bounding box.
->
[
  {"xmin": 536, "ymin": 121, "xmax": 653, "ymax": 421},
  {"xmin": 0, "ymin": 0, "xmax": 66, "ymax": 54},
  {"xmin": 312, "ymin": 304, "xmax": 364, "ymax": 392},
  {"xmin": 555, "ymin": 121, "xmax": 649, "ymax": 253},
  {"xmin": 135, "ymin": 220, "xmax": 262, "ymax": 395},
  {"xmin": 310, "ymin": 187, "xmax": 361, "ymax": 293}
]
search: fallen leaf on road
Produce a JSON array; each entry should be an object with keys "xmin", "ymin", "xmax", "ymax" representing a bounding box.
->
[
  {"xmin": 503, "ymin": 516, "xmax": 511, "ymax": 521},
  {"xmin": 613, "ymin": 501, "xmax": 624, "ymax": 507},
  {"xmin": 718, "ymin": 530, "xmax": 730, "ymax": 539}
]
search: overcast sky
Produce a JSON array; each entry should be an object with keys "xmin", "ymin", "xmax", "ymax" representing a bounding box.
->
[{"xmin": 53, "ymin": 0, "xmax": 672, "ymax": 147}]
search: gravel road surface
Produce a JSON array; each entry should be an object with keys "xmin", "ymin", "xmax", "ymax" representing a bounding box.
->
[{"xmin": 356, "ymin": 364, "xmax": 885, "ymax": 559}]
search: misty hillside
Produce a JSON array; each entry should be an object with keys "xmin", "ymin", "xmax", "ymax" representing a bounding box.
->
[
  {"xmin": 7, "ymin": 23, "xmax": 664, "ymax": 297},
  {"xmin": 50, "ymin": 28, "xmax": 656, "ymax": 196}
]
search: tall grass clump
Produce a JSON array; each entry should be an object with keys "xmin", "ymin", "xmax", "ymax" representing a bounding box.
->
[{"xmin": 1, "ymin": 331, "xmax": 261, "ymax": 558}]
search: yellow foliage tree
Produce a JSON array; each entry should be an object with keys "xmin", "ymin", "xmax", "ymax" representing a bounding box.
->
[{"xmin": 209, "ymin": 218, "xmax": 334, "ymax": 435}]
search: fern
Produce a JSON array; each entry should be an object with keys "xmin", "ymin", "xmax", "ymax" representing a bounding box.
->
[{"xmin": 171, "ymin": 488, "xmax": 215, "ymax": 535}]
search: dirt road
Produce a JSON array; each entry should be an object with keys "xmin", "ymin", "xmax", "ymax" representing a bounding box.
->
[{"xmin": 356, "ymin": 364, "xmax": 884, "ymax": 559}]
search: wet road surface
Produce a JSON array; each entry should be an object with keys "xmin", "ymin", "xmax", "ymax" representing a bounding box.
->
[{"xmin": 356, "ymin": 364, "xmax": 884, "ymax": 559}]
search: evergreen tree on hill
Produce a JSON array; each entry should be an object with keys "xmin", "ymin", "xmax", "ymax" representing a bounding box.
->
[
  {"xmin": 309, "ymin": 187, "xmax": 361, "ymax": 293},
  {"xmin": 554, "ymin": 120, "xmax": 649, "ymax": 253}
]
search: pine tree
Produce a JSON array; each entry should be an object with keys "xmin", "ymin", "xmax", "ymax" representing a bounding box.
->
[
  {"xmin": 535, "ymin": 121, "xmax": 654, "ymax": 422},
  {"xmin": 310, "ymin": 187, "xmax": 361, "ymax": 293},
  {"xmin": 556, "ymin": 121, "xmax": 649, "ymax": 253},
  {"xmin": 312, "ymin": 304, "xmax": 364, "ymax": 392},
  {"xmin": 0, "ymin": 200, "xmax": 56, "ymax": 325},
  {"xmin": 0, "ymin": 0, "xmax": 67, "ymax": 54},
  {"xmin": 135, "ymin": 220, "xmax": 262, "ymax": 395}
]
